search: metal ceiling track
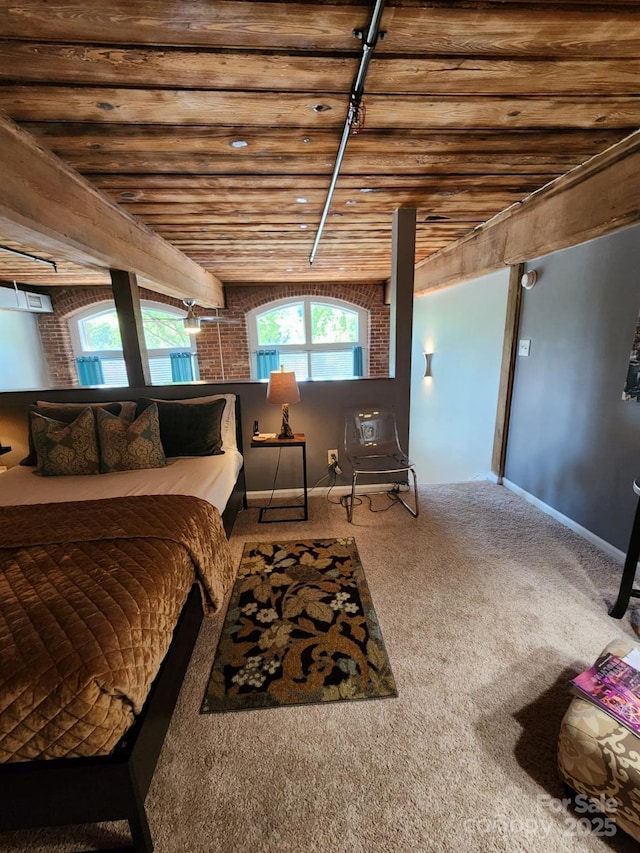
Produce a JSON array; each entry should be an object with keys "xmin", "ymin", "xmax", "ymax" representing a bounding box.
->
[
  {"xmin": 308, "ymin": 0, "xmax": 387, "ymax": 266},
  {"xmin": 0, "ymin": 244, "xmax": 57, "ymax": 272}
]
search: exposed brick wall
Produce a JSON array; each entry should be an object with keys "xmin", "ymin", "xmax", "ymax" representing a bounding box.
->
[
  {"xmin": 37, "ymin": 282, "xmax": 389, "ymax": 386},
  {"xmin": 37, "ymin": 285, "xmax": 184, "ymax": 388},
  {"xmin": 221, "ymin": 283, "xmax": 389, "ymax": 379}
]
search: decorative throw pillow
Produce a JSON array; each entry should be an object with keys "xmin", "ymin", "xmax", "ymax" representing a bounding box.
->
[
  {"xmin": 30, "ymin": 408, "xmax": 100, "ymax": 477},
  {"xmin": 36, "ymin": 400, "xmax": 137, "ymax": 421},
  {"xmin": 21, "ymin": 401, "xmax": 130, "ymax": 466},
  {"xmin": 141, "ymin": 394, "xmax": 236, "ymax": 449},
  {"xmin": 97, "ymin": 404, "xmax": 166, "ymax": 473},
  {"xmin": 136, "ymin": 397, "xmax": 226, "ymax": 457}
]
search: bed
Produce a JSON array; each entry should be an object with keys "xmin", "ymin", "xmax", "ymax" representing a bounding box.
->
[{"xmin": 0, "ymin": 393, "xmax": 246, "ymax": 852}]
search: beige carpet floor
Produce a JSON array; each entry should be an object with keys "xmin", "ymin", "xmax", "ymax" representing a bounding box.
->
[{"xmin": 3, "ymin": 482, "xmax": 640, "ymax": 853}]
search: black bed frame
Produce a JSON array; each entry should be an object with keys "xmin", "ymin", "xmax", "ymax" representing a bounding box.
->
[{"xmin": 0, "ymin": 401, "xmax": 248, "ymax": 852}]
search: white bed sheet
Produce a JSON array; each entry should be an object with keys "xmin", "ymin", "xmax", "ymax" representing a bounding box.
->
[{"xmin": 0, "ymin": 449, "xmax": 243, "ymax": 514}]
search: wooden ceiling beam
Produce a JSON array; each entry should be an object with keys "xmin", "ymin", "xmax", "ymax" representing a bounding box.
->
[
  {"xmin": 2, "ymin": 43, "xmax": 639, "ymax": 97},
  {"xmin": 2, "ymin": 2, "xmax": 639, "ymax": 57},
  {"xmin": 155, "ymin": 224, "xmax": 472, "ymax": 236},
  {"xmin": 122, "ymin": 198, "xmax": 522, "ymax": 217},
  {"xmin": 137, "ymin": 209, "xmax": 479, "ymax": 221},
  {"xmin": 93, "ymin": 173, "xmax": 543, "ymax": 193},
  {"xmin": 23, "ymin": 125, "xmax": 625, "ymax": 157},
  {"xmin": 2, "ymin": 88, "xmax": 639, "ymax": 131},
  {"xmin": 0, "ymin": 110, "xmax": 225, "ymax": 303},
  {"xmin": 414, "ymin": 129, "xmax": 640, "ymax": 293},
  {"xmin": 1, "ymin": 2, "xmax": 633, "ymax": 291},
  {"xmin": 170, "ymin": 237, "xmax": 442, "ymax": 249},
  {"xmin": 50, "ymin": 152, "xmax": 605, "ymax": 177}
]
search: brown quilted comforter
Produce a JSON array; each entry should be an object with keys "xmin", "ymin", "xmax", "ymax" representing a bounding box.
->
[{"xmin": 0, "ymin": 494, "xmax": 234, "ymax": 763}]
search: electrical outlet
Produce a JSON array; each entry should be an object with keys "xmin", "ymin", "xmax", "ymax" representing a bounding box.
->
[{"xmin": 328, "ymin": 448, "xmax": 338, "ymax": 466}]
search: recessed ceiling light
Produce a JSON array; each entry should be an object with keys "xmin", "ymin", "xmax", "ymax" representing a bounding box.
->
[
  {"xmin": 286, "ymin": 267, "xmax": 294, "ymax": 272},
  {"xmin": 230, "ymin": 140, "xmax": 248, "ymax": 148},
  {"xmin": 302, "ymin": 137, "xmax": 312, "ymax": 144},
  {"xmin": 300, "ymin": 224, "xmax": 308, "ymax": 229},
  {"xmin": 359, "ymin": 188, "xmax": 374, "ymax": 193},
  {"xmin": 296, "ymin": 197, "xmax": 307, "ymax": 203},
  {"xmin": 346, "ymin": 200, "xmax": 356, "ymax": 205}
]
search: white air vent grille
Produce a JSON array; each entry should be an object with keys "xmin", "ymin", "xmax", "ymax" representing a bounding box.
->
[
  {"xmin": 0, "ymin": 286, "xmax": 52, "ymax": 313},
  {"xmin": 26, "ymin": 293, "xmax": 43, "ymax": 309}
]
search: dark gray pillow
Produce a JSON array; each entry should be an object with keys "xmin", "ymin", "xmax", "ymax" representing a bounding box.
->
[
  {"xmin": 136, "ymin": 397, "xmax": 226, "ymax": 457},
  {"xmin": 20, "ymin": 402, "xmax": 125, "ymax": 466}
]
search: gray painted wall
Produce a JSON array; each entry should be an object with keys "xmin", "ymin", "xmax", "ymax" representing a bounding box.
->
[
  {"xmin": 505, "ymin": 223, "xmax": 640, "ymax": 551},
  {"xmin": 0, "ymin": 378, "xmax": 403, "ymax": 493},
  {"xmin": 0, "ymin": 211, "xmax": 417, "ymax": 498}
]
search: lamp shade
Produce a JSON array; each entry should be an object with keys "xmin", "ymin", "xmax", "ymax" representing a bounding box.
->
[{"xmin": 266, "ymin": 369, "xmax": 300, "ymax": 405}]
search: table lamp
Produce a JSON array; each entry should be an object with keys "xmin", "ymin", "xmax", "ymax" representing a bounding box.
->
[{"xmin": 266, "ymin": 367, "xmax": 300, "ymax": 439}]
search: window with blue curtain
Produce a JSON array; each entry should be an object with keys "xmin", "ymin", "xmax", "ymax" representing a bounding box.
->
[
  {"xmin": 256, "ymin": 349, "xmax": 280, "ymax": 380},
  {"xmin": 352, "ymin": 346, "xmax": 364, "ymax": 377},
  {"xmin": 248, "ymin": 297, "xmax": 368, "ymax": 381},
  {"xmin": 170, "ymin": 351, "xmax": 194, "ymax": 382},
  {"xmin": 75, "ymin": 356, "xmax": 104, "ymax": 386}
]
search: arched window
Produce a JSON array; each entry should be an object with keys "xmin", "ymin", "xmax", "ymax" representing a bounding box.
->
[
  {"xmin": 247, "ymin": 296, "xmax": 368, "ymax": 381},
  {"xmin": 69, "ymin": 301, "xmax": 198, "ymax": 386}
]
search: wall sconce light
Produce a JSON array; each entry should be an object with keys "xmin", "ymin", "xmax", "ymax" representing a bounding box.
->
[
  {"xmin": 423, "ymin": 352, "xmax": 433, "ymax": 378},
  {"xmin": 520, "ymin": 270, "xmax": 538, "ymax": 290}
]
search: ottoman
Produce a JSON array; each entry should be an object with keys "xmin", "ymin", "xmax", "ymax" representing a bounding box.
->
[{"xmin": 558, "ymin": 640, "xmax": 640, "ymax": 842}]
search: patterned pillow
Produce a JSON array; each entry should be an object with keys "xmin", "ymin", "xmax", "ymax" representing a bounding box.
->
[
  {"xmin": 97, "ymin": 403, "xmax": 166, "ymax": 473},
  {"xmin": 20, "ymin": 401, "xmax": 132, "ymax": 466},
  {"xmin": 36, "ymin": 399, "xmax": 137, "ymax": 421},
  {"xmin": 30, "ymin": 407, "xmax": 100, "ymax": 477}
]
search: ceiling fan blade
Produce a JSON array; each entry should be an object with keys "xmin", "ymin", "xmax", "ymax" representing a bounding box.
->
[{"xmin": 200, "ymin": 315, "xmax": 240, "ymax": 324}]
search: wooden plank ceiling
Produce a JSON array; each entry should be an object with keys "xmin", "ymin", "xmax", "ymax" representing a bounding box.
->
[{"xmin": 0, "ymin": 0, "xmax": 638, "ymax": 291}]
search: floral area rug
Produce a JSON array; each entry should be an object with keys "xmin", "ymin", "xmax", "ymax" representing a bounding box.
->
[{"xmin": 201, "ymin": 538, "xmax": 397, "ymax": 712}]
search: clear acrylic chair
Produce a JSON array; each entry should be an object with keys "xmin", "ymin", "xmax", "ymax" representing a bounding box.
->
[{"xmin": 344, "ymin": 408, "xmax": 419, "ymax": 523}]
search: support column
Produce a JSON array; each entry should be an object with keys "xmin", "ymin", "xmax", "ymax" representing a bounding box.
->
[
  {"xmin": 388, "ymin": 207, "xmax": 416, "ymax": 448},
  {"xmin": 491, "ymin": 263, "xmax": 524, "ymax": 481},
  {"xmin": 110, "ymin": 268, "xmax": 150, "ymax": 388}
]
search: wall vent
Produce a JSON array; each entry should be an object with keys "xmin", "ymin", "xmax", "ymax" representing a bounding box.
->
[{"xmin": 0, "ymin": 285, "xmax": 52, "ymax": 313}]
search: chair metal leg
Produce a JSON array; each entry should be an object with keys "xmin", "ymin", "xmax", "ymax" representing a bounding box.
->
[{"xmin": 395, "ymin": 466, "xmax": 419, "ymax": 518}]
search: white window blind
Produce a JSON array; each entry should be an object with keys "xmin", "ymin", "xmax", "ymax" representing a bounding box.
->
[{"xmin": 310, "ymin": 350, "xmax": 354, "ymax": 380}]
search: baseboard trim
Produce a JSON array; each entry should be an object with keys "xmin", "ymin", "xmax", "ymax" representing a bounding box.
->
[
  {"xmin": 502, "ymin": 479, "xmax": 625, "ymax": 564},
  {"xmin": 247, "ymin": 483, "xmax": 396, "ymax": 501}
]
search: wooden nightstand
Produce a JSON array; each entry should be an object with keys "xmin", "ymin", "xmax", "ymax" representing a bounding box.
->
[{"xmin": 251, "ymin": 433, "xmax": 308, "ymax": 522}]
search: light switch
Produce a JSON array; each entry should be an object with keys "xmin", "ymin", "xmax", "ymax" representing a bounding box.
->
[{"xmin": 518, "ymin": 339, "xmax": 531, "ymax": 357}]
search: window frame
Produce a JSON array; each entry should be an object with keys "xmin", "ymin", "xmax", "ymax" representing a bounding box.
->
[
  {"xmin": 247, "ymin": 295, "xmax": 369, "ymax": 381},
  {"xmin": 69, "ymin": 299, "xmax": 199, "ymax": 385}
]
